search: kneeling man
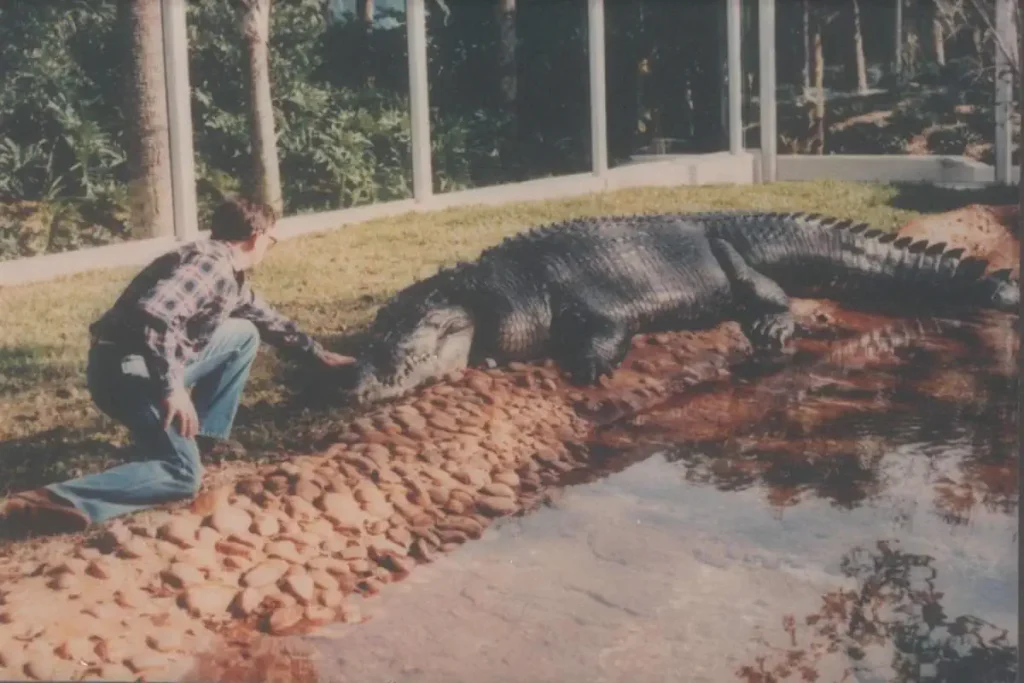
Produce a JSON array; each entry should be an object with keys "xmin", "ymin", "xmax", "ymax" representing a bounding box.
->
[{"xmin": 0, "ymin": 198, "xmax": 353, "ymax": 538}]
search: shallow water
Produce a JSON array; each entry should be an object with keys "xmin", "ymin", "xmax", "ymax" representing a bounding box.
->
[{"xmin": 297, "ymin": 315, "xmax": 1018, "ymax": 683}]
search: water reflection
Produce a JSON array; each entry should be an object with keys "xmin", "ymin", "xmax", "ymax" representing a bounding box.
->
[
  {"xmin": 739, "ymin": 540, "xmax": 1019, "ymax": 683},
  {"xmin": 589, "ymin": 314, "xmax": 1018, "ymax": 527},
  {"xmin": 264, "ymin": 314, "xmax": 1017, "ymax": 683}
]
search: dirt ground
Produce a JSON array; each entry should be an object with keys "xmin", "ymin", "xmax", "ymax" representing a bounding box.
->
[{"xmin": 0, "ymin": 205, "xmax": 1017, "ymax": 682}]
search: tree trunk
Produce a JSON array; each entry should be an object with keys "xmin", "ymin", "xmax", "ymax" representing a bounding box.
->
[
  {"xmin": 851, "ymin": 0, "xmax": 868, "ymax": 93},
  {"xmin": 497, "ymin": 0, "xmax": 517, "ymax": 105},
  {"xmin": 357, "ymin": 0, "xmax": 374, "ymax": 25},
  {"xmin": 927, "ymin": 0, "xmax": 945, "ymax": 66},
  {"xmin": 357, "ymin": 0, "xmax": 375, "ymax": 86},
  {"xmin": 893, "ymin": 0, "xmax": 903, "ymax": 78},
  {"xmin": 801, "ymin": 0, "xmax": 811, "ymax": 91},
  {"xmin": 120, "ymin": 0, "xmax": 174, "ymax": 239},
  {"xmin": 932, "ymin": 17, "xmax": 945, "ymax": 66},
  {"xmin": 809, "ymin": 8, "xmax": 826, "ymax": 154},
  {"xmin": 240, "ymin": 0, "xmax": 283, "ymax": 216}
]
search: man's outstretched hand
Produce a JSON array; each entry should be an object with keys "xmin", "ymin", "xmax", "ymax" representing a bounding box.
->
[{"xmin": 319, "ymin": 350, "xmax": 358, "ymax": 367}]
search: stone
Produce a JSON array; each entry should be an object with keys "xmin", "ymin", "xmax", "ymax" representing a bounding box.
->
[
  {"xmin": 209, "ymin": 506, "xmax": 252, "ymax": 537},
  {"xmin": 242, "ymin": 560, "xmax": 289, "ymax": 588},
  {"xmin": 196, "ymin": 526, "xmax": 221, "ymax": 547},
  {"xmin": 157, "ymin": 517, "xmax": 199, "ymax": 548},
  {"xmin": 480, "ymin": 482, "xmax": 516, "ymax": 499},
  {"xmin": 348, "ymin": 559, "xmax": 372, "ymax": 575},
  {"xmin": 85, "ymin": 557, "xmax": 119, "ymax": 581},
  {"xmin": 339, "ymin": 545, "xmax": 367, "ymax": 561},
  {"xmin": 267, "ymin": 605, "xmax": 305, "ymax": 635},
  {"xmin": 114, "ymin": 587, "xmax": 149, "ymax": 610},
  {"xmin": 265, "ymin": 540, "xmax": 303, "ymax": 564},
  {"xmin": 215, "ymin": 539, "xmax": 253, "ymax": 559},
  {"xmin": 127, "ymin": 652, "xmax": 171, "ymax": 675},
  {"xmin": 183, "ymin": 584, "xmax": 237, "ymax": 618},
  {"xmin": 163, "ymin": 562, "xmax": 205, "ymax": 588},
  {"xmin": 233, "ymin": 587, "xmax": 265, "ymax": 616},
  {"xmin": 307, "ymin": 557, "xmax": 350, "ymax": 577},
  {"xmin": 74, "ymin": 547, "xmax": 102, "ymax": 561},
  {"xmin": 146, "ymin": 629, "xmax": 183, "ymax": 653},
  {"xmin": 304, "ymin": 604, "xmax": 335, "ymax": 626},
  {"xmin": 478, "ymin": 495, "xmax": 519, "ymax": 516},
  {"xmin": 24, "ymin": 655, "xmax": 77, "ymax": 681},
  {"xmin": 309, "ymin": 569, "xmax": 339, "ymax": 591},
  {"xmin": 319, "ymin": 588, "xmax": 344, "ymax": 608},
  {"xmin": 439, "ymin": 516, "xmax": 484, "ymax": 539},
  {"xmin": 55, "ymin": 637, "xmax": 96, "ymax": 663},
  {"xmin": 283, "ymin": 573, "xmax": 315, "ymax": 604},
  {"xmin": 492, "ymin": 470, "xmax": 520, "ymax": 487},
  {"xmin": 317, "ymin": 493, "xmax": 367, "ymax": 526},
  {"xmin": 293, "ymin": 479, "xmax": 322, "ymax": 503},
  {"xmin": 53, "ymin": 558, "xmax": 87, "ymax": 575},
  {"xmin": 386, "ymin": 526, "xmax": 412, "ymax": 547},
  {"xmin": 251, "ymin": 514, "xmax": 280, "ymax": 538}
]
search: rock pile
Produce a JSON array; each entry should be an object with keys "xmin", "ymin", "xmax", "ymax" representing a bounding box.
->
[{"xmin": 0, "ymin": 309, "xmax": 769, "ymax": 681}]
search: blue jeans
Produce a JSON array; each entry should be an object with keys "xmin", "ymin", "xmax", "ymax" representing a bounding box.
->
[{"xmin": 47, "ymin": 319, "xmax": 260, "ymax": 524}]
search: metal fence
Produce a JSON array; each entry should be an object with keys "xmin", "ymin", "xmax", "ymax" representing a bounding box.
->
[{"xmin": 0, "ymin": 0, "xmax": 1018, "ymax": 287}]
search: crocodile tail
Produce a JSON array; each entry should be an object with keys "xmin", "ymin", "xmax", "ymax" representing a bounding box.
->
[
  {"xmin": 825, "ymin": 216, "xmax": 1019, "ymax": 314},
  {"xmin": 707, "ymin": 211, "xmax": 1019, "ymax": 314}
]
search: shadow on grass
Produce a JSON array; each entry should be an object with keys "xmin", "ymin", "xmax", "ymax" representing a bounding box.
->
[
  {"xmin": 886, "ymin": 182, "xmax": 1020, "ymax": 215},
  {"xmin": 0, "ymin": 427, "xmax": 126, "ymax": 495},
  {"xmin": 0, "ymin": 344, "xmax": 78, "ymax": 396},
  {"xmin": 0, "ymin": 328, "xmax": 376, "ymax": 496}
]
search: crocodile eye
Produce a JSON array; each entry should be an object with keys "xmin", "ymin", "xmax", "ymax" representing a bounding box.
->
[{"xmin": 441, "ymin": 320, "xmax": 471, "ymax": 337}]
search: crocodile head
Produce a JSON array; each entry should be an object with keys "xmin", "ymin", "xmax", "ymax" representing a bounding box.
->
[{"xmin": 341, "ymin": 276, "xmax": 476, "ymax": 405}]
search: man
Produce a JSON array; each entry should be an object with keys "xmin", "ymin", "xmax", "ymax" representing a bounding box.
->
[{"xmin": 0, "ymin": 197, "xmax": 354, "ymax": 538}]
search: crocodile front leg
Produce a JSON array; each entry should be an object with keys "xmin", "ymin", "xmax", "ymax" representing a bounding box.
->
[
  {"xmin": 549, "ymin": 298, "xmax": 633, "ymax": 385},
  {"xmin": 709, "ymin": 237, "xmax": 797, "ymax": 353}
]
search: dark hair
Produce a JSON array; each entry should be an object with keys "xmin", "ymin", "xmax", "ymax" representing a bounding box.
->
[{"xmin": 209, "ymin": 198, "xmax": 277, "ymax": 241}]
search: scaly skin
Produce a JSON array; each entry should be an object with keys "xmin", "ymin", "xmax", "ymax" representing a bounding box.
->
[{"xmin": 342, "ymin": 211, "xmax": 1019, "ymax": 405}]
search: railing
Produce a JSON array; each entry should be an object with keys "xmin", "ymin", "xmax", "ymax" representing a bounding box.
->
[{"xmin": 0, "ymin": 0, "xmax": 1017, "ymax": 289}]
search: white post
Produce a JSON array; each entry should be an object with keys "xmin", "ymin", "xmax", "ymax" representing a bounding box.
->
[
  {"xmin": 993, "ymin": 0, "xmax": 1015, "ymax": 185},
  {"xmin": 727, "ymin": 0, "xmax": 743, "ymax": 154},
  {"xmin": 758, "ymin": 0, "xmax": 777, "ymax": 182},
  {"xmin": 587, "ymin": 0, "xmax": 608, "ymax": 176},
  {"xmin": 406, "ymin": 0, "xmax": 433, "ymax": 201},
  {"xmin": 161, "ymin": 0, "xmax": 199, "ymax": 241}
]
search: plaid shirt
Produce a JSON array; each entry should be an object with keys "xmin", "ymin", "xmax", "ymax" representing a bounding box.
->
[{"xmin": 90, "ymin": 239, "xmax": 325, "ymax": 395}]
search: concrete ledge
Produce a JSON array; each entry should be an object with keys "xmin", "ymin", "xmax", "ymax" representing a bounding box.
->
[
  {"xmin": 0, "ymin": 152, "xmax": 1013, "ymax": 288},
  {"xmin": 0, "ymin": 155, "xmax": 757, "ymax": 288},
  {"xmin": 775, "ymin": 153, "xmax": 1020, "ymax": 185}
]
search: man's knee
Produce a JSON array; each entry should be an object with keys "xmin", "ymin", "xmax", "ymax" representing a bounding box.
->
[
  {"xmin": 172, "ymin": 461, "xmax": 205, "ymax": 496},
  {"xmin": 220, "ymin": 319, "xmax": 261, "ymax": 357}
]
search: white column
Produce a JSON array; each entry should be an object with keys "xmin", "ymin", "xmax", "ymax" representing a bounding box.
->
[
  {"xmin": 993, "ymin": 0, "xmax": 1015, "ymax": 185},
  {"xmin": 161, "ymin": 0, "xmax": 199, "ymax": 241},
  {"xmin": 406, "ymin": 0, "xmax": 433, "ymax": 201},
  {"xmin": 726, "ymin": 0, "xmax": 743, "ymax": 154},
  {"xmin": 587, "ymin": 0, "xmax": 608, "ymax": 176},
  {"xmin": 758, "ymin": 0, "xmax": 777, "ymax": 182}
]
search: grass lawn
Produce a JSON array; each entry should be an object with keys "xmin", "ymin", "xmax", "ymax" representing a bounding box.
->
[{"xmin": 0, "ymin": 179, "xmax": 1017, "ymax": 497}]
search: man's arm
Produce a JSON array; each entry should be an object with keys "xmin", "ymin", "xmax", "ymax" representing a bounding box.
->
[
  {"xmin": 230, "ymin": 283, "xmax": 328, "ymax": 360},
  {"xmin": 136, "ymin": 254, "xmax": 224, "ymax": 395}
]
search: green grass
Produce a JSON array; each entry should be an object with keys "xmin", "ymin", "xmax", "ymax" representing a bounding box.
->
[{"xmin": 0, "ymin": 179, "xmax": 1016, "ymax": 496}]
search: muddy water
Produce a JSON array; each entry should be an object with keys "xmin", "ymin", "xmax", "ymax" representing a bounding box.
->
[{"xmin": 258, "ymin": 315, "xmax": 1019, "ymax": 683}]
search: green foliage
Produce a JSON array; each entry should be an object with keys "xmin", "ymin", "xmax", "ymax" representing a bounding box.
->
[{"xmin": 0, "ymin": 0, "xmax": 1017, "ymax": 261}]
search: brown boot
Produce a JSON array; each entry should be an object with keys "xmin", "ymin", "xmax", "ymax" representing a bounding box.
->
[{"xmin": 0, "ymin": 488, "xmax": 91, "ymax": 540}]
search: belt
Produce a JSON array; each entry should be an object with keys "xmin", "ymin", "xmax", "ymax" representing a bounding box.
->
[{"xmin": 89, "ymin": 333, "xmax": 118, "ymax": 348}]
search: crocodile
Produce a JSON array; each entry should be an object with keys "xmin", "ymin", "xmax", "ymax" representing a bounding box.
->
[{"xmin": 337, "ymin": 210, "xmax": 1018, "ymax": 405}]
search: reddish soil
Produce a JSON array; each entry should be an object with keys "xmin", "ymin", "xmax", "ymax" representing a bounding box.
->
[{"xmin": 0, "ymin": 205, "xmax": 1018, "ymax": 682}]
